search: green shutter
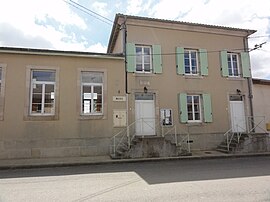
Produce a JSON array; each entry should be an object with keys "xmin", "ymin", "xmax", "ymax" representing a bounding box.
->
[
  {"xmin": 176, "ymin": 47, "xmax": 185, "ymax": 75},
  {"xmin": 220, "ymin": 50, "xmax": 229, "ymax": 77},
  {"xmin": 203, "ymin": 93, "xmax": 213, "ymax": 123},
  {"xmin": 199, "ymin": 49, "xmax": 208, "ymax": 76},
  {"xmin": 153, "ymin": 45, "xmax": 162, "ymax": 73},
  {"xmin": 178, "ymin": 93, "xmax": 188, "ymax": 123},
  {"xmin": 126, "ymin": 43, "xmax": 136, "ymax": 73},
  {"xmin": 241, "ymin": 52, "xmax": 251, "ymax": 78}
]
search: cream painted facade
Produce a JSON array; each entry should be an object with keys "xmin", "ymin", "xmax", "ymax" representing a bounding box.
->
[
  {"xmin": 0, "ymin": 14, "xmax": 259, "ymax": 161},
  {"xmin": 0, "ymin": 48, "xmax": 125, "ymax": 159},
  {"xmin": 108, "ymin": 14, "xmax": 256, "ymax": 150},
  {"xmin": 252, "ymin": 79, "xmax": 270, "ymax": 132}
]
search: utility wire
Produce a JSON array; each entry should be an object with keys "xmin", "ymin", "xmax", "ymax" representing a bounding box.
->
[{"xmin": 63, "ymin": 0, "xmax": 113, "ymax": 26}]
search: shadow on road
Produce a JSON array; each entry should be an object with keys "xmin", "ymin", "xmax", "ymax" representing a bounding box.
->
[{"xmin": 1, "ymin": 156, "xmax": 270, "ymax": 185}]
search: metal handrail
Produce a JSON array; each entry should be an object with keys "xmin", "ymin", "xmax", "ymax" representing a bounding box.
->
[
  {"xmin": 223, "ymin": 116, "xmax": 268, "ymax": 152},
  {"xmin": 162, "ymin": 125, "xmax": 191, "ymax": 153}
]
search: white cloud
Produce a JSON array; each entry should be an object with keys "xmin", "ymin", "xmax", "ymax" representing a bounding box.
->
[
  {"xmin": 127, "ymin": 0, "xmax": 143, "ymax": 15},
  {"xmin": 91, "ymin": 2, "xmax": 110, "ymax": 18}
]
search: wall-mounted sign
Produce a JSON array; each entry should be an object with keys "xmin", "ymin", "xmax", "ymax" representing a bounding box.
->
[
  {"xmin": 113, "ymin": 96, "xmax": 126, "ymax": 102},
  {"xmin": 160, "ymin": 109, "xmax": 173, "ymax": 126}
]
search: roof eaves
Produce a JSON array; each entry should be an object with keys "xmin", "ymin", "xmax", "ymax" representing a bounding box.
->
[{"xmin": 0, "ymin": 47, "xmax": 124, "ymax": 59}]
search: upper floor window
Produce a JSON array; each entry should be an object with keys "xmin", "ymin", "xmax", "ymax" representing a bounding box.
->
[
  {"xmin": 176, "ymin": 47, "xmax": 208, "ymax": 76},
  {"xmin": 184, "ymin": 50, "xmax": 198, "ymax": 75},
  {"xmin": 220, "ymin": 50, "xmax": 251, "ymax": 78},
  {"xmin": 81, "ymin": 71, "xmax": 103, "ymax": 115},
  {"xmin": 126, "ymin": 43, "xmax": 162, "ymax": 74},
  {"xmin": 136, "ymin": 46, "xmax": 152, "ymax": 73},
  {"xmin": 227, "ymin": 53, "xmax": 239, "ymax": 77},
  {"xmin": 30, "ymin": 70, "xmax": 56, "ymax": 115}
]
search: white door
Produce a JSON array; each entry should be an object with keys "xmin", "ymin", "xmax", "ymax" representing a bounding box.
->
[
  {"xmin": 135, "ymin": 100, "xmax": 155, "ymax": 136},
  {"xmin": 230, "ymin": 101, "xmax": 246, "ymax": 132}
]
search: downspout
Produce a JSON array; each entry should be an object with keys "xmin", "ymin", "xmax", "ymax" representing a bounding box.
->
[
  {"xmin": 121, "ymin": 16, "xmax": 131, "ymax": 146},
  {"xmin": 244, "ymin": 36, "xmax": 254, "ymax": 131}
]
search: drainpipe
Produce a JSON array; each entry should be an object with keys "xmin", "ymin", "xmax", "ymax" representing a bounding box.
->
[
  {"xmin": 121, "ymin": 16, "xmax": 131, "ymax": 146},
  {"xmin": 244, "ymin": 36, "xmax": 254, "ymax": 131}
]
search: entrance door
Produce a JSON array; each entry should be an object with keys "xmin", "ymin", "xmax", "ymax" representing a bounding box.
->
[
  {"xmin": 135, "ymin": 94, "xmax": 155, "ymax": 136},
  {"xmin": 230, "ymin": 96, "xmax": 246, "ymax": 132}
]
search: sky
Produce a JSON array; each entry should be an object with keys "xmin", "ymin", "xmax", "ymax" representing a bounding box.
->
[{"xmin": 0, "ymin": 0, "xmax": 269, "ymax": 79}]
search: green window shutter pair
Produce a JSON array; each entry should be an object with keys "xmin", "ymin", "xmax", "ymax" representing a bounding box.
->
[
  {"xmin": 176, "ymin": 47, "xmax": 208, "ymax": 76},
  {"xmin": 220, "ymin": 50, "xmax": 251, "ymax": 78},
  {"xmin": 126, "ymin": 43, "xmax": 162, "ymax": 73},
  {"xmin": 178, "ymin": 93, "xmax": 213, "ymax": 123}
]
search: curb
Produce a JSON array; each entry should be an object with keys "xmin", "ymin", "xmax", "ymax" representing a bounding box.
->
[{"xmin": 1, "ymin": 152, "xmax": 270, "ymax": 170}]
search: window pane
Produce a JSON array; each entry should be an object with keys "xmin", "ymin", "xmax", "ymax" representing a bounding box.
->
[
  {"xmin": 144, "ymin": 47, "xmax": 150, "ymax": 55},
  {"xmin": 44, "ymin": 104, "xmax": 54, "ymax": 114},
  {"xmin": 94, "ymin": 86, "xmax": 102, "ymax": 113},
  {"xmin": 195, "ymin": 112, "xmax": 200, "ymax": 120},
  {"xmin": 144, "ymin": 64, "xmax": 151, "ymax": 72},
  {"xmin": 136, "ymin": 64, "xmax": 142, "ymax": 71},
  {"xmin": 82, "ymin": 72, "xmax": 103, "ymax": 83},
  {"xmin": 188, "ymin": 112, "xmax": 193, "ymax": 120},
  {"xmin": 31, "ymin": 83, "xmax": 42, "ymax": 114},
  {"xmin": 33, "ymin": 71, "xmax": 55, "ymax": 82}
]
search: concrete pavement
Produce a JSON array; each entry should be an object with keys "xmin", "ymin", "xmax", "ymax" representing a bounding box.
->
[{"xmin": 1, "ymin": 150, "xmax": 270, "ymax": 169}]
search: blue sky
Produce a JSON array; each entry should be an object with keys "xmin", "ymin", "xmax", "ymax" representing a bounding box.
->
[{"xmin": 0, "ymin": 0, "xmax": 269, "ymax": 79}]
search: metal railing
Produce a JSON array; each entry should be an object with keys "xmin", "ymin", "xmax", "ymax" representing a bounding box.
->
[
  {"xmin": 110, "ymin": 118, "xmax": 160, "ymax": 157},
  {"xmin": 223, "ymin": 116, "xmax": 268, "ymax": 152},
  {"xmin": 110, "ymin": 118, "xmax": 191, "ymax": 157},
  {"xmin": 161, "ymin": 125, "xmax": 191, "ymax": 153}
]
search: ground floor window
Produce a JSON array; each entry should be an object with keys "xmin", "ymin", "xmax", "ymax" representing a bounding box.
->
[
  {"xmin": 187, "ymin": 95, "xmax": 201, "ymax": 122},
  {"xmin": 30, "ymin": 70, "xmax": 56, "ymax": 115},
  {"xmin": 81, "ymin": 71, "xmax": 103, "ymax": 115}
]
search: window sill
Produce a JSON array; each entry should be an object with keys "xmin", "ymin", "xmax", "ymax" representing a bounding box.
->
[
  {"xmin": 183, "ymin": 75, "xmax": 204, "ymax": 79},
  {"xmin": 24, "ymin": 115, "xmax": 59, "ymax": 121},
  {"xmin": 79, "ymin": 114, "xmax": 105, "ymax": 120},
  {"xmin": 226, "ymin": 77, "xmax": 245, "ymax": 81},
  {"xmin": 132, "ymin": 72, "xmax": 156, "ymax": 77}
]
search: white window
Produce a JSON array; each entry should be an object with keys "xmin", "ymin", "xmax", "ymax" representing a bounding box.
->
[
  {"xmin": 184, "ymin": 49, "xmax": 198, "ymax": 75},
  {"xmin": 227, "ymin": 53, "xmax": 240, "ymax": 77},
  {"xmin": 81, "ymin": 71, "xmax": 103, "ymax": 115},
  {"xmin": 187, "ymin": 95, "xmax": 201, "ymax": 122},
  {"xmin": 30, "ymin": 70, "xmax": 56, "ymax": 115},
  {"xmin": 136, "ymin": 46, "xmax": 152, "ymax": 73}
]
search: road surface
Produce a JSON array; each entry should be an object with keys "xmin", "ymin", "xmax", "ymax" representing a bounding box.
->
[{"xmin": 1, "ymin": 156, "xmax": 270, "ymax": 201}]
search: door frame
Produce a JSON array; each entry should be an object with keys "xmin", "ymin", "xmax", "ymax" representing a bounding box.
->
[
  {"xmin": 134, "ymin": 92, "xmax": 156, "ymax": 136},
  {"xmin": 229, "ymin": 95, "xmax": 247, "ymax": 133}
]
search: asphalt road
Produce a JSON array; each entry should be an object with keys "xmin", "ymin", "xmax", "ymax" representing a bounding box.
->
[{"xmin": 1, "ymin": 156, "xmax": 270, "ymax": 202}]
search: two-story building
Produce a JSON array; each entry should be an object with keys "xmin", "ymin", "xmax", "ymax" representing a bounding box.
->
[
  {"xmin": 107, "ymin": 14, "xmax": 256, "ymax": 157},
  {"xmin": 0, "ymin": 14, "xmax": 260, "ymax": 162}
]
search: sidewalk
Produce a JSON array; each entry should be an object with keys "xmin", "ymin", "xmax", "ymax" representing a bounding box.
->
[{"xmin": 1, "ymin": 150, "xmax": 270, "ymax": 170}]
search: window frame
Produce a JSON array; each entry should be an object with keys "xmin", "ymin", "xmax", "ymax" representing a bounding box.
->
[
  {"xmin": 24, "ymin": 66, "xmax": 59, "ymax": 121},
  {"xmin": 0, "ymin": 64, "xmax": 7, "ymax": 121},
  {"xmin": 187, "ymin": 94, "xmax": 202, "ymax": 123},
  {"xmin": 80, "ymin": 71, "xmax": 104, "ymax": 115},
  {"xmin": 184, "ymin": 49, "xmax": 199, "ymax": 75},
  {"xmin": 227, "ymin": 52, "xmax": 240, "ymax": 77},
  {"xmin": 29, "ymin": 70, "xmax": 56, "ymax": 116},
  {"xmin": 135, "ymin": 45, "xmax": 152, "ymax": 73}
]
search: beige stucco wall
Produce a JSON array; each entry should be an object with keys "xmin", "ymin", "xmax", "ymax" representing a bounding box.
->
[
  {"xmin": 253, "ymin": 83, "xmax": 270, "ymax": 132},
  {"xmin": 0, "ymin": 52, "xmax": 125, "ymax": 159},
  {"xmin": 113, "ymin": 17, "xmax": 253, "ymax": 150}
]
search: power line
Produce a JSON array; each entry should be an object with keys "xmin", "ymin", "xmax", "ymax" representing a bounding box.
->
[
  {"xmin": 248, "ymin": 35, "xmax": 270, "ymax": 39},
  {"xmin": 63, "ymin": 0, "xmax": 113, "ymax": 26}
]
